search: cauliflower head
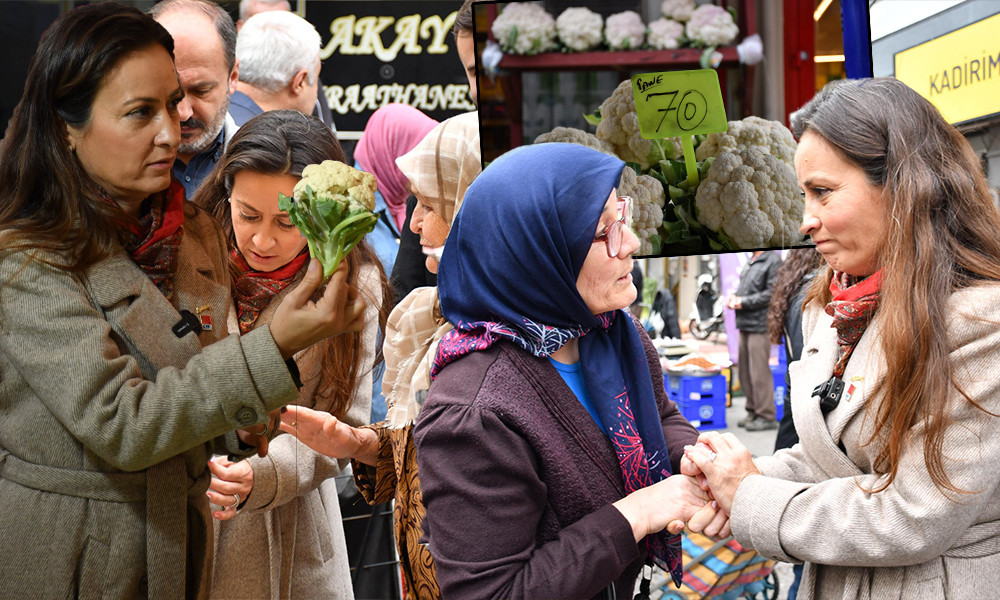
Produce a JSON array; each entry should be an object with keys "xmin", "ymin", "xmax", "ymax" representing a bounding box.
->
[
  {"xmin": 694, "ymin": 148, "xmax": 804, "ymax": 249},
  {"xmin": 555, "ymin": 7, "xmax": 603, "ymax": 52},
  {"xmin": 661, "ymin": 0, "xmax": 696, "ymax": 22},
  {"xmin": 492, "ymin": 2, "xmax": 556, "ymax": 55},
  {"xmin": 534, "ymin": 127, "xmax": 616, "ymax": 157},
  {"xmin": 596, "ymin": 80, "xmax": 682, "ymax": 170},
  {"xmin": 605, "ymin": 11, "xmax": 645, "ymax": 51},
  {"xmin": 647, "ymin": 18, "xmax": 684, "ymax": 50},
  {"xmin": 695, "ymin": 116, "xmax": 798, "ymax": 167},
  {"xmin": 619, "ymin": 167, "xmax": 667, "ymax": 255},
  {"xmin": 685, "ymin": 4, "xmax": 739, "ymax": 47},
  {"xmin": 282, "ymin": 161, "xmax": 380, "ymax": 279},
  {"xmin": 296, "ymin": 160, "xmax": 377, "ymax": 211}
]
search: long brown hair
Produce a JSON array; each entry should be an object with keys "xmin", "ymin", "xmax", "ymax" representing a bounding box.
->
[
  {"xmin": 767, "ymin": 248, "xmax": 823, "ymax": 344},
  {"xmin": 0, "ymin": 3, "xmax": 175, "ymax": 272},
  {"xmin": 793, "ymin": 78, "xmax": 1000, "ymax": 494},
  {"xmin": 194, "ymin": 110, "xmax": 392, "ymax": 419}
]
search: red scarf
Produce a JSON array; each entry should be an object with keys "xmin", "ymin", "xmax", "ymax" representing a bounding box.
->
[
  {"xmin": 825, "ymin": 270, "xmax": 883, "ymax": 378},
  {"xmin": 231, "ymin": 248, "xmax": 310, "ymax": 335},
  {"xmin": 106, "ymin": 179, "xmax": 186, "ymax": 300}
]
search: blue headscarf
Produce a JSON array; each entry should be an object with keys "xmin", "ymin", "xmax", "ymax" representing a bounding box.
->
[{"xmin": 431, "ymin": 143, "xmax": 682, "ymax": 584}]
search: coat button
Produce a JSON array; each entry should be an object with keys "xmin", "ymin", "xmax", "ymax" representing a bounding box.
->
[{"xmin": 235, "ymin": 407, "xmax": 256, "ymax": 425}]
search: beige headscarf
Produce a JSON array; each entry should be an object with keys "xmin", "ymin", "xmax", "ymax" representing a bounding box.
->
[{"xmin": 382, "ymin": 111, "xmax": 481, "ymax": 428}]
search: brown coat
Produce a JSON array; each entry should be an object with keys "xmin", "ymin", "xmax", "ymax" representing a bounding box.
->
[
  {"xmin": 732, "ymin": 284, "xmax": 1000, "ymax": 600},
  {"xmin": 211, "ymin": 264, "xmax": 382, "ymax": 600},
  {"xmin": 0, "ymin": 203, "xmax": 299, "ymax": 600}
]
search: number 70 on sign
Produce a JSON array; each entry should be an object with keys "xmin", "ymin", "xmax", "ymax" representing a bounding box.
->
[
  {"xmin": 631, "ymin": 69, "xmax": 727, "ymax": 138},
  {"xmin": 631, "ymin": 69, "xmax": 728, "ymax": 185}
]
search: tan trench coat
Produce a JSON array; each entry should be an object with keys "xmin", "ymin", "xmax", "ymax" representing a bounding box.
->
[
  {"xmin": 731, "ymin": 283, "xmax": 1000, "ymax": 600},
  {"xmin": 0, "ymin": 203, "xmax": 299, "ymax": 600},
  {"xmin": 211, "ymin": 264, "xmax": 381, "ymax": 600}
]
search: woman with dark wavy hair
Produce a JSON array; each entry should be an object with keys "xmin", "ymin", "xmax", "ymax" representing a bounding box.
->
[
  {"xmin": 0, "ymin": 5, "xmax": 362, "ymax": 598},
  {"xmin": 767, "ymin": 247, "xmax": 823, "ymax": 452},
  {"xmin": 685, "ymin": 77, "xmax": 1000, "ymax": 599},
  {"xmin": 193, "ymin": 110, "xmax": 390, "ymax": 599}
]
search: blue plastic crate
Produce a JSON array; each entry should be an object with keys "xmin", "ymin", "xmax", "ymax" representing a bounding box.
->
[
  {"xmin": 772, "ymin": 365, "xmax": 786, "ymax": 422},
  {"xmin": 677, "ymin": 394, "xmax": 727, "ymax": 431},
  {"xmin": 666, "ymin": 374, "xmax": 728, "ymax": 430},
  {"xmin": 666, "ymin": 373, "xmax": 727, "ymax": 404}
]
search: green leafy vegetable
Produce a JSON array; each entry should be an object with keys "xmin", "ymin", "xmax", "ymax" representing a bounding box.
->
[{"xmin": 277, "ymin": 160, "xmax": 379, "ymax": 280}]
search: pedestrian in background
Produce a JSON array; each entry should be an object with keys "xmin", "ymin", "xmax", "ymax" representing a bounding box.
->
[
  {"xmin": 765, "ymin": 246, "xmax": 824, "ymax": 600},
  {"xmin": 727, "ymin": 250, "xmax": 781, "ymax": 431},
  {"xmin": 152, "ymin": 0, "xmax": 240, "ymax": 197}
]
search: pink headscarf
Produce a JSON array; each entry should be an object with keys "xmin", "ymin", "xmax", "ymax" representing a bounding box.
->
[{"xmin": 354, "ymin": 104, "xmax": 439, "ymax": 230}]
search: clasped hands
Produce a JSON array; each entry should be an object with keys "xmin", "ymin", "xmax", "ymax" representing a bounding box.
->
[{"xmin": 681, "ymin": 430, "xmax": 762, "ymax": 521}]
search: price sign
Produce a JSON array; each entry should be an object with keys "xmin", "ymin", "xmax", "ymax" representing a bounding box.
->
[
  {"xmin": 631, "ymin": 69, "xmax": 727, "ymax": 186},
  {"xmin": 631, "ymin": 69, "xmax": 727, "ymax": 139}
]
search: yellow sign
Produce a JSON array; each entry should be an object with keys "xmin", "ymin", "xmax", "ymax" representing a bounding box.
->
[
  {"xmin": 895, "ymin": 13, "xmax": 1000, "ymax": 125},
  {"xmin": 631, "ymin": 70, "xmax": 727, "ymax": 139},
  {"xmin": 632, "ymin": 69, "xmax": 727, "ymax": 186}
]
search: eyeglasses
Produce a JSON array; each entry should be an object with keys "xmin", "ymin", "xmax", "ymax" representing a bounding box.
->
[{"xmin": 594, "ymin": 196, "xmax": 633, "ymax": 258}]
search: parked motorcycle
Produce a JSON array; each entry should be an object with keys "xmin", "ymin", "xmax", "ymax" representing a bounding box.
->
[{"xmin": 689, "ymin": 274, "xmax": 725, "ymax": 340}]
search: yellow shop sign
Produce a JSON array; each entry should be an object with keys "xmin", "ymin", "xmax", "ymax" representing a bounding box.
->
[{"xmin": 895, "ymin": 12, "xmax": 1000, "ymax": 125}]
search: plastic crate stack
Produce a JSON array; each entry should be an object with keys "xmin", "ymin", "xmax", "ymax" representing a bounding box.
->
[
  {"xmin": 665, "ymin": 373, "xmax": 728, "ymax": 431},
  {"xmin": 772, "ymin": 345, "xmax": 788, "ymax": 422}
]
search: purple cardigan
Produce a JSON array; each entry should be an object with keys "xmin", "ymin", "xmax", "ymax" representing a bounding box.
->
[{"xmin": 414, "ymin": 322, "xmax": 699, "ymax": 600}]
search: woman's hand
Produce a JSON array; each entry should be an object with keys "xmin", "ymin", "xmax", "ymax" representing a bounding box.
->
[
  {"xmin": 269, "ymin": 259, "xmax": 366, "ymax": 359},
  {"xmin": 612, "ymin": 474, "xmax": 711, "ymax": 542},
  {"xmin": 207, "ymin": 456, "xmax": 255, "ymax": 520},
  {"xmin": 236, "ymin": 408, "xmax": 282, "ymax": 457},
  {"xmin": 279, "ymin": 405, "xmax": 380, "ymax": 466},
  {"xmin": 684, "ymin": 431, "xmax": 761, "ymax": 514}
]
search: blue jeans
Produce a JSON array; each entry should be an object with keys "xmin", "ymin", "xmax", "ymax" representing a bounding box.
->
[{"xmin": 787, "ymin": 563, "xmax": 804, "ymax": 600}]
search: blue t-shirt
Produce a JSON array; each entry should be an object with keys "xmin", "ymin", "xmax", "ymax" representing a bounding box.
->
[{"xmin": 548, "ymin": 357, "xmax": 603, "ymax": 432}]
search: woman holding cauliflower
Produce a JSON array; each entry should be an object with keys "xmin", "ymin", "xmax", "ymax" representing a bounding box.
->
[
  {"xmin": 194, "ymin": 110, "xmax": 390, "ymax": 599},
  {"xmin": 277, "ymin": 111, "xmax": 482, "ymax": 600},
  {"xmin": 412, "ymin": 143, "xmax": 725, "ymax": 600},
  {"xmin": 0, "ymin": 6, "xmax": 364, "ymax": 597},
  {"xmin": 684, "ymin": 78, "xmax": 1000, "ymax": 599}
]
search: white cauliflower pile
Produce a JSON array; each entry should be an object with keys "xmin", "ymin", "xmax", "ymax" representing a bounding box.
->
[
  {"xmin": 491, "ymin": 2, "xmax": 556, "ymax": 55},
  {"xmin": 694, "ymin": 148, "xmax": 804, "ymax": 249},
  {"xmin": 647, "ymin": 18, "xmax": 685, "ymax": 50},
  {"xmin": 605, "ymin": 11, "xmax": 645, "ymax": 50},
  {"xmin": 619, "ymin": 167, "xmax": 666, "ymax": 256},
  {"xmin": 685, "ymin": 4, "xmax": 739, "ymax": 47},
  {"xmin": 661, "ymin": 0, "xmax": 696, "ymax": 22},
  {"xmin": 534, "ymin": 127, "xmax": 616, "ymax": 157},
  {"xmin": 695, "ymin": 115, "xmax": 798, "ymax": 167},
  {"xmin": 555, "ymin": 7, "xmax": 603, "ymax": 52},
  {"xmin": 596, "ymin": 80, "xmax": 682, "ymax": 170}
]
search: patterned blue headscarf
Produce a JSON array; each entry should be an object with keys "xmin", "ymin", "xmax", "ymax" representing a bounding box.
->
[{"xmin": 431, "ymin": 143, "xmax": 682, "ymax": 584}]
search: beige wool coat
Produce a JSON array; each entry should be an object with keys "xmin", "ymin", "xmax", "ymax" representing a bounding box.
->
[
  {"xmin": 731, "ymin": 284, "xmax": 1000, "ymax": 600},
  {"xmin": 211, "ymin": 263, "xmax": 381, "ymax": 600},
  {"xmin": 0, "ymin": 203, "xmax": 300, "ymax": 600}
]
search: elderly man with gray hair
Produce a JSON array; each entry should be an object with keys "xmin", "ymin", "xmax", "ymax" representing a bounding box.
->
[{"xmin": 229, "ymin": 10, "xmax": 331, "ymax": 130}]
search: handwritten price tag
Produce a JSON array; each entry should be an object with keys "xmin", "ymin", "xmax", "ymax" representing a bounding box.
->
[
  {"xmin": 631, "ymin": 69, "xmax": 727, "ymax": 186},
  {"xmin": 631, "ymin": 69, "xmax": 726, "ymax": 138}
]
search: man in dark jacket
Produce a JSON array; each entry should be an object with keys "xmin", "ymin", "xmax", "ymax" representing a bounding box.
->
[{"xmin": 727, "ymin": 250, "xmax": 781, "ymax": 431}]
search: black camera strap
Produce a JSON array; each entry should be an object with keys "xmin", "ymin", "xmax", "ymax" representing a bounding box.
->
[{"xmin": 812, "ymin": 376, "xmax": 845, "ymax": 414}]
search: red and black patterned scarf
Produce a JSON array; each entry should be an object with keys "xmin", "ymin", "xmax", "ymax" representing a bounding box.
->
[
  {"xmin": 825, "ymin": 270, "xmax": 883, "ymax": 378},
  {"xmin": 231, "ymin": 247, "xmax": 310, "ymax": 335},
  {"xmin": 102, "ymin": 179, "xmax": 186, "ymax": 300}
]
